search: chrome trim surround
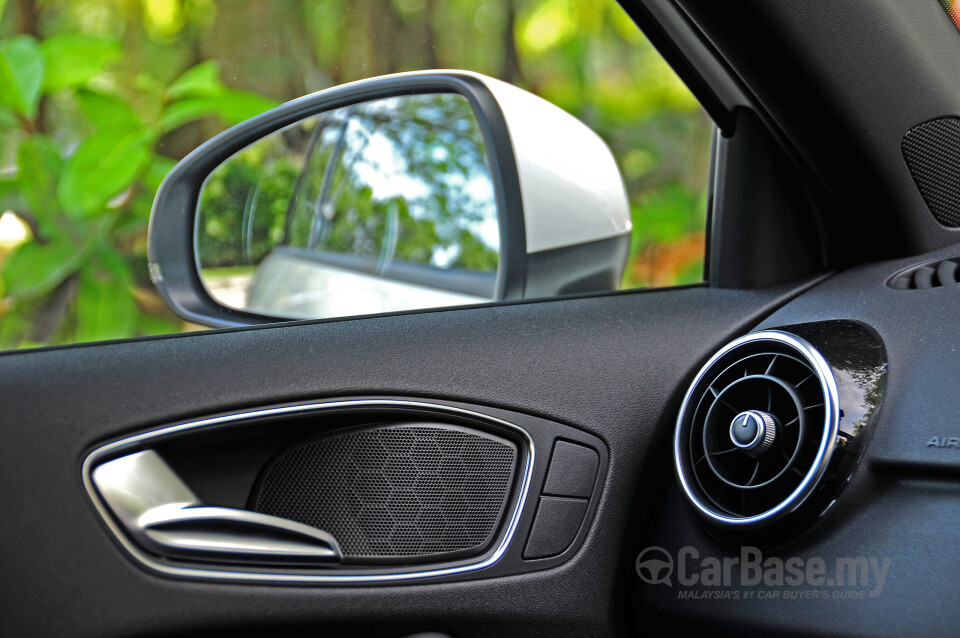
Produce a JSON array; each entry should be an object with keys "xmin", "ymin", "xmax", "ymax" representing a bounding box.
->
[
  {"xmin": 83, "ymin": 399, "xmax": 535, "ymax": 583},
  {"xmin": 673, "ymin": 331, "xmax": 841, "ymax": 527}
]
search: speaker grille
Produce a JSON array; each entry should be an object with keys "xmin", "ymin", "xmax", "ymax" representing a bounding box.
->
[
  {"xmin": 902, "ymin": 117, "xmax": 960, "ymax": 228},
  {"xmin": 251, "ymin": 423, "xmax": 518, "ymax": 562}
]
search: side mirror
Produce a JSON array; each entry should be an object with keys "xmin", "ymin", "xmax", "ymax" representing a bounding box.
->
[{"xmin": 148, "ymin": 71, "xmax": 631, "ymax": 327}]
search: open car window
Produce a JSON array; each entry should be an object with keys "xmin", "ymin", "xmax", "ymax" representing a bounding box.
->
[{"xmin": 0, "ymin": 0, "xmax": 711, "ymax": 349}]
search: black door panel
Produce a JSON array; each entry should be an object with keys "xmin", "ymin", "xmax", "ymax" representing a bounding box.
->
[{"xmin": 0, "ymin": 283, "xmax": 813, "ymax": 637}]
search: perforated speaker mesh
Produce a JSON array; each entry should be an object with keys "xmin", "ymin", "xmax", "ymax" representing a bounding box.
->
[
  {"xmin": 251, "ymin": 423, "xmax": 518, "ymax": 562},
  {"xmin": 902, "ymin": 117, "xmax": 960, "ymax": 228}
]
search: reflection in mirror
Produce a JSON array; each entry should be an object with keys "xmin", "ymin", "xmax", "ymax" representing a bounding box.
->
[{"xmin": 196, "ymin": 93, "xmax": 499, "ymax": 320}]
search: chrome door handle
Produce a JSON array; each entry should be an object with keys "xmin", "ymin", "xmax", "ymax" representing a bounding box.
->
[{"xmin": 92, "ymin": 450, "xmax": 342, "ymax": 565}]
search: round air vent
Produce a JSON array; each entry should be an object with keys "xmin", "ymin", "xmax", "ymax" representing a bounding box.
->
[{"xmin": 674, "ymin": 331, "xmax": 839, "ymax": 527}]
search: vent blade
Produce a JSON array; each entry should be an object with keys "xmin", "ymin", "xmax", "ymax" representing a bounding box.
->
[
  {"xmin": 914, "ymin": 266, "xmax": 936, "ymax": 289},
  {"xmin": 937, "ymin": 260, "xmax": 958, "ymax": 286},
  {"xmin": 888, "ymin": 258, "xmax": 960, "ymax": 289}
]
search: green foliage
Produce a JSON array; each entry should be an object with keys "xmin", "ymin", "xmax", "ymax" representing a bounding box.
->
[
  {"xmin": 166, "ymin": 60, "xmax": 222, "ymax": 100},
  {"xmin": 0, "ymin": 26, "xmax": 278, "ymax": 348},
  {"xmin": 157, "ymin": 92, "xmax": 277, "ymax": 133},
  {"xmin": 0, "ymin": 35, "xmax": 43, "ymax": 117},
  {"xmin": 75, "ymin": 246, "xmax": 137, "ymax": 343},
  {"xmin": 40, "ymin": 34, "xmax": 121, "ymax": 92},
  {"xmin": 75, "ymin": 90, "xmax": 141, "ymax": 130},
  {"xmin": 17, "ymin": 135, "xmax": 63, "ymax": 224},
  {"xmin": 631, "ymin": 183, "xmax": 705, "ymax": 245},
  {"xmin": 2, "ymin": 235, "xmax": 86, "ymax": 300},
  {"xmin": 157, "ymin": 60, "xmax": 278, "ymax": 133},
  {"xmin": 58, "ymin": 128, "xmax": 155, "ymax": 217},
  {"xmin": 0, "ymin": 0, "xmax": 710, "ymax": 349}
]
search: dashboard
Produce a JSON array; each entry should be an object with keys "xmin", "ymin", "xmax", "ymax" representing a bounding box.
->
[{"xmin": 632, "ymin": 244, "xmax": 960, "ymax": 636}]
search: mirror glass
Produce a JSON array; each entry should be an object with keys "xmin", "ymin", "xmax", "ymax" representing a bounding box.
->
[{"xmin": 196, "ymin": 93, "xmax": 500, "ymax": 320}]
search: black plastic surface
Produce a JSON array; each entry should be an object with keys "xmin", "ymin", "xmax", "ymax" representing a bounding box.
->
[
  {"xmin": 524, "ymin": 235, "xmax": 631, "ymax": 298},
  {"xmin": 542, "ymin": 441, "xmax": 600, "ymax": 499},
  {"xmin": 523, "ymin": 497, "xmax": 589, "ymax": 560},
  {"xmin": 0, "ymin": 282, "xmax": 809, "ymax": 637},
  {"xmin": 680, "ymin": 0, "xmax": 960, "ymax": 264},
  {"xmin": 635, "ymin": 477, "xmax": 960, "ymax": 637},
  {"xmin": 757, "ymin": 244, "xmax": 960, "ymax": 479},
  {"xmin": 618, "ymin": 0, "xmax": 752, "ymax": 131},
  {"xmin": 709, "ymin": 110, "xmax": 825, "ymax": 288},
  {"xmin": 634, "ymin": 246, "xmax": 960, "ymax": 637}
]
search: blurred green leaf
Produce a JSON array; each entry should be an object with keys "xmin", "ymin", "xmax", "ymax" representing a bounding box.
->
[
  {"xmin": 75, "ymin": 90, "xmax": 142, "ymax": 131},
  {"xmin": 40, "ymin": 34, "xmax": 120, "ymax": 93},
  {"xmin": 136, "ymin": 314, "xmax": 181, "ymax": 336},
  {"xmin": 166, "ymin": 60, "xmax": 224, "ymax": 100},
  {"xmin": 0, "ymin": 177, "xmax": 18, "ymax": 202},
  {"xmin": 0, "ymin": 35, "xmax": 43, "ymax": 118},
  {"xmin": 134, "ymin": 73, "xmax": 167, "ymax": 97},
  {"xmin": 58, "ymin": 128, "xmax": 154, "ymax": 217},
  {"xmin": 631, "ymin": 182, "xmax": 703, "ymax": 246},
  {"xmin": 674, "ymin": 256, "xmax": 705, "ymax": 285},
  {"xmin": 219, "ymin": 91, "xmax": 281, "ymax": 120},
  {"xmin": 17, "ymin": 135, "xmax": 64, "ymax": 231},
  {"xmin": 0, "ymin": 308, "xmax": 29, "ymax": 345},
  {"xmin": 0, "ymin": 105, "xmax": 19, "ymax": 129},
  {"xmin": 1, "ymin": 237, "xmax": 84, "ymax": 301},
  {"xmin": 129, "ymin": 191, "xmax": 156, "ymax": 222},
  {"xmin": 75, "ymin": 251, "xmax": 136, "ymax": 342},
  {"xmin": 157, "ymin": 92, "xmax": 278, "ymax": 133},
  {"xmin": 143, "ymin": 155, "xmax": 176, "ymax": 193}
]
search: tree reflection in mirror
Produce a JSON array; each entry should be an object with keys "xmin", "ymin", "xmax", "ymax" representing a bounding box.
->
[{"xmin": 196, "ymin": 93, "xmax": 500, "ymax": 320}]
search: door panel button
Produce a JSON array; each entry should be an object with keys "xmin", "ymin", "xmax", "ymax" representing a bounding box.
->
[
  {"xmin": 542, "ymin": 440, "xmax": 599, "ymax": 498},
  {"xmin": 523, "ymin": 496, "xmax": 588, "ymax": 559}
]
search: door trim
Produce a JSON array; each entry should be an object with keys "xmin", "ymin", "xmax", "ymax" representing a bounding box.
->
[{"xmin": 82, "ymin": 399, "xmax": 535, "ymax": 583}]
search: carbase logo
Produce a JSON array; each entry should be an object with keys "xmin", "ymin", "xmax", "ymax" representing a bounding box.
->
[
  {"xmin": 636, "ymin": 546, "xmax": 891, "ymax": 598},
  {"xmin": 635, "ymin": 546, "xmax": 674, "ymax": 586}
]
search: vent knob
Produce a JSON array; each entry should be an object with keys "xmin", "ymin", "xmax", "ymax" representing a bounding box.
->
[{"xmin": 730, "ymin": 410, "xmax": 777, "ymax": 457}]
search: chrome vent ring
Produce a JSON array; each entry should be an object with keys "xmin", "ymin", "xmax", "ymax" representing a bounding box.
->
[{"xmin": 674, "ymin": 331, "xmax": 840, "ymax": 527}]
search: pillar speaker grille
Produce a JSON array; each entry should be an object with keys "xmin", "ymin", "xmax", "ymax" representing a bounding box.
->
[{"xmin": 902, "ymin": 117, "xmax": 960, "ymax": 228}]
